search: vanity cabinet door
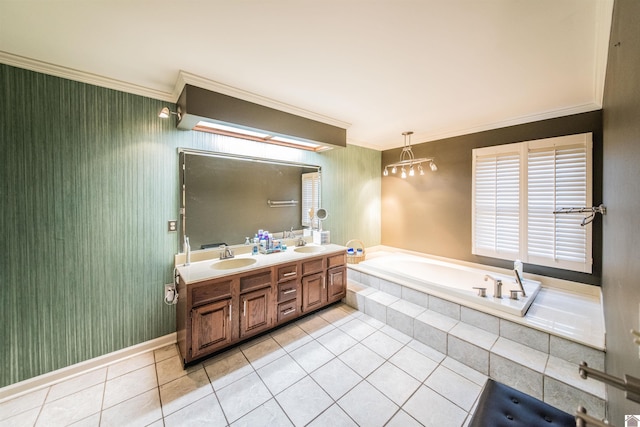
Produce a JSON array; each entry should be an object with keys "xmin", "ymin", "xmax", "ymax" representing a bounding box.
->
[
  {"xmin": 240, "ymin": 287, "xmax": 272, "ymax": 339},
  {"xmin": 302, "ymin": 272, "xmax": 326, "ymax": 312},
  {"xmin": 327, "ymin": 266, "xmax": 346, "ymax": 303},
  {"xmin": 191, "ymin": 298, "xmax": 232, "ymax": 360}
]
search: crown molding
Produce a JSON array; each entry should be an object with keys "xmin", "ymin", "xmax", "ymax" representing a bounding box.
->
[
  {"xmin": 0, "ymin": 51, "xmax": 175, "ymax": 102},
  {"xmin": 173, "ymin": 71, "xmax": 351, "ymax": 130},
  {"xmin": 374, "ymin": 102, "xmax": 602, "ymax": 151}
]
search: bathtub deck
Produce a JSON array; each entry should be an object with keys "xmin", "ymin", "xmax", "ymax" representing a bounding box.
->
[{"xmin": 345, "ymin": 266, "xmax": 607, "ymax": 419}]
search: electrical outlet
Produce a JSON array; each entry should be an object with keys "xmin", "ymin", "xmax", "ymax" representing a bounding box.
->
[
  {"xmin": 164, "ymin": 284, "xmax": 178, "ymax": 305},
  {"xmin": 168, "ymin": 220, "xmax": 177, "ymax": 232}
]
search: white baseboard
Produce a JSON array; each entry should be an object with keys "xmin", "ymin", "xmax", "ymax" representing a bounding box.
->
[{"xmin": 0, "ymin": 333, "xmax": 177, "ymax": 403}]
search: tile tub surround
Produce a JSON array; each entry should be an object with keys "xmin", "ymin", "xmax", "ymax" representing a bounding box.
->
[
  {"xmin": 2, "ymin": 304, "xmax": 495, "ymax": 427},
  {"xmin": 346, "ymin": 271, "xmax": 607, "ymax": 419}
]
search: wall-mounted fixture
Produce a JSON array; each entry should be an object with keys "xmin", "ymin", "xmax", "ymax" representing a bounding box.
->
[
  {"xmin": 158, "ymin": 107, "xmax": 181, "ymax": 119},
  {"xmin": 383, "ymin": 131, "xmax": 437, "ymax": 178},
  {"xmin": 167, "ymin": 84, "xmax": 347, "ymax": 152}
]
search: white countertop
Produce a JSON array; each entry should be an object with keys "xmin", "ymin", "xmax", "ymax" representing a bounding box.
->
[{"xmin": 176, "ymin": 244, "xmax": 347, "ymax": 284}]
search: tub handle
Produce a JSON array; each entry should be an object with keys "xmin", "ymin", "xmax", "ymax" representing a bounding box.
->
[
  {"xmin": 472, "ymin": 287, "xmax": 487, "ymax": 297},
  {"xmin": 509, "ymin": 290, "xmax": 524, "ymax": 300}
]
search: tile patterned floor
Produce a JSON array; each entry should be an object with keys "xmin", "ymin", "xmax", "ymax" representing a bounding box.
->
[{"xmin": 0, "ymin": 303, "xmax": 488, "ymax": 427}]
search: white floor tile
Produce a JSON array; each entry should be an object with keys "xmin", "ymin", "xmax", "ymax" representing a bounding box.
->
[
  {"xmin": 288, "ymin": 340, "xmax": 335, "ymax": 373},
  {"xmin": 338, "ymin": 381, "xmax": 399, "ymax": 427},
  {"xmin": 216, "ymin": 372, "xmax": 272, "ymax": 423},
  {"xmin": 316, "ymin": 327, "xmax": 358, "ymax": 356},
  {"xmin": 0, "ymin": 388, "xmax": 48, "ymax": 421},
  {"xmin": 308, "ymin": 404, "xmax": 357, "ymax": 427},
  {"xmin": 242, "ymin": 337, "xmax": 287, "ymax": 370},
  {"xmin": 386, "ymin": 409, "xmax": 424, "ymax": 427},
  {"xmin": 276, "ymin": 376, "xmax": 332, "ymax": 427},
  {"xmin": 103, "ymin": 364, "xmax": 157, "ymax": 409},
  {"xmin": 424, "ymin": 366, "xmax": 482, "ymax": 411},
  {"xmin": 403, "ymin": 385, "xmax": 468, "ymax": 427},
  {"xmin": 361, "ymin": 330, "xmax": 404, "ymax": 359},
  {"xmin": 231, "ymin": 398, "xmax": 292, "ymax": 427},
  {"xmin": 310, "ymin": 359, "xmax": 362, "ymax": 400},
  {"xmin": 339, "ymin": 343, "xmax": 385, "ymax": 378},
  {"xmin": 0, "ymin": 406, "xmax": 41, "ymax": 427},
  {"xmin": 163, "ymin": 393, "xmax": 227, "ymax": 427},
  {"xmin": 389, "ymin": 346, "xmax": 439, "ymax": 382},
  {"xmin": 35, "ymin": 383, "xmax": 103, "ymax": 427},
  {"xmin": 204, "ymin": 350, "xmax": 254, "ymax": 391},
  {"xmin": 367, "ymin": 362, "xmax": 421, "ymax": 406},
  {"xmin": 100, "ymin": 388, "xmax": 162, "ymax": 427},
  {"xmin": 339, "ymin": 318, "xmax": 377, "ymax": 341},
  {"xmin": 159, "ymin": 368, "xmax": 213, "ymax": 417},
  {"xmin": 270, "ymin": 324, "xmax": 313, "ymax": 353},
  {"xmin": 257, "ymin": 354, "xmax": 307, "ymax": 395},
  {"xmin": 106, "ymin": 352, "xmax": 155, "ymax": 380},
  {"xmin": 46, "ymin": 368, "xmax": 106, "ymax": 403}
]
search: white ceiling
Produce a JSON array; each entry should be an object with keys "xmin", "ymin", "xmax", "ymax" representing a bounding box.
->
[{"xmin": 0, "ymin": 0, "xmax": 613, "ymax": 150}]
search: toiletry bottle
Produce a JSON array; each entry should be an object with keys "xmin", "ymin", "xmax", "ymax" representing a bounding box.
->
[{"xmin": 252, "ymin": 242, "xmax": 258, "ymax": 256}]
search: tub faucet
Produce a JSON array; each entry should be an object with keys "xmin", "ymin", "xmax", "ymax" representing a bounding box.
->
[
  {"xmin": 484, "ymin": 274, "xmax": 502, "ymax": 299},
  {"xmin": 219, "ymin": 244, "xmax": 234, "ymax": 259},
  {"xmin": 514, "ymin": 269, "xmax": 527, "ymax": 297}
]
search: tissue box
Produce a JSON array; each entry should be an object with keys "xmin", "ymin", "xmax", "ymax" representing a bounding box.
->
[{"xmin": 313, "ymin": 230, "xmax": 330, "ymax": 245}]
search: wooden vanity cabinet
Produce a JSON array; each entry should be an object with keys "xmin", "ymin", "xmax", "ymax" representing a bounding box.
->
[
  {"xmin": 275, "ymin": 262, "xmax": 301, "ymax": 323},
  {"xmin": 238, "ymin": 268, "xmax": 274, "ymax": 339},
  {"xmin": 327, "ymin": 253, "xmax": 347, "ymax": 303},
  {"xmin": 301, "ymin": 256, "xmax": 326, "ymax": 312},
  {"xmin": 177, "ymin": 275, "xmax": 237, "ymax": 363},
  {"xmin": 177, "ymin": 250, "xmax": 348, "ymax": 365}
]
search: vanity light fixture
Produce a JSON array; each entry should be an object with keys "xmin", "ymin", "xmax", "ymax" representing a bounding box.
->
[
  {"xmin": 193, "ymin": 120, "xmax": 332, "ymax": 152},
  {"xmin": 384, "ymin": 131, "xmax": 438, "ymax": 178}
]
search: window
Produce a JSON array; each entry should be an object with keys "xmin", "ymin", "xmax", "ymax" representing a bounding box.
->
[
  {"xmin": 472, "ymin": 133, "xmax": 593, "ymax": 273},
  {"xmin": 301, "ymin": 172, "xmax": 321, "ymax": 228}
]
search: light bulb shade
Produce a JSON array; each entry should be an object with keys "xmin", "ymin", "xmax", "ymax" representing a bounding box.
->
[
  {"xmin": 430, "ymin": 161, "xmax": 438, "ymax": 172},
  {"xmin": 391, "ymin": 166, "xmax": 397, "ymax": 174},
  {"xmin": 158, "ymin": 107, "xmax": 171, "ymax": 119},
  {"xmin": 419, "ymin": 165, "xmax": 425, "ymax": 175},
  {"xmin": 401, "ymin": 168, "xmax": 407, "ymax": 179},
  {"xmin": 383, "ymin": 168, "xmax": 389, "ymax": 176},
  {"xmin": 409, "ymin": 166, "xmax": 415, "ymax": 176}
]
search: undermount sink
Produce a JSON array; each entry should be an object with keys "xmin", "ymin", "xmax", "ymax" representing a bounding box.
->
[
  {"xmin": 211, "ymin": 258, "xmax": 257, "ymax": 270},
  {"xmin": 294, "ymin": 245, "xmax": 326, "ymax": 254}
]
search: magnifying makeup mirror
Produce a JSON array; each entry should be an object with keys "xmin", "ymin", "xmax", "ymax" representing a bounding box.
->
[{"xmin": 316, "ymin": 208, "xmax": 328, "ymax": 231}]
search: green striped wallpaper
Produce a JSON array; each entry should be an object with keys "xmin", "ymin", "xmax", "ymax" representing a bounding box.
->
[{"xmin": 0, "ymin": 64, "xmax": 381, "ymax": 387}]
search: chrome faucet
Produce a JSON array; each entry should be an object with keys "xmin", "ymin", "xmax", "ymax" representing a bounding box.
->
[
  {"xmin": 514, "ymin": 269, "xmax": 527, "ymax": 297},
  {"xmin": 296, "ymin": 236, "xmax": 306, "ymax": 247},
  {"xmin": 184, "ymin": 236, "xmax": 191, "ymax": 266},
  {"xmin": 219, "ymin": 244, "xmax": 235, "ymax": 259},
  {"xmin": 484, "ymin": 274, "xmax": 502, "ymax": 299}
]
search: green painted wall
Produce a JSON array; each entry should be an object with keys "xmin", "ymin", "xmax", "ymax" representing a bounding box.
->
[{"xmin": 0, "ymin": 64, "xmax": 381, "ymax": 387}]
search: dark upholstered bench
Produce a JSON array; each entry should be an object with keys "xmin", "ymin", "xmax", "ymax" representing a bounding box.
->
[{"xmin": 468, "ymin": 379, "xmax": 575, "ymax": 427}]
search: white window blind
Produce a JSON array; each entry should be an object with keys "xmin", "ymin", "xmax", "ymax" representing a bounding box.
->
[
  {"xmin": 527, "ymin": 138, "xmax": 592, "ymax": 272},
  {"xmin": 472, "ymin": 133, "xmax": 592, "ymax": 273},
  {"xmin": 473, "ymin": 146, "xmax": 521, "ymax": 258},
  {"xmin": 301, "ymin": 172, "xmax": 321, "ymax": 228}
]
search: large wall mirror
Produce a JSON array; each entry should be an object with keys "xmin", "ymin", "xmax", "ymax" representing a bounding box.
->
[{"xmin": 179, "ymin": 149, "xmax": 322, "ymax": 251}]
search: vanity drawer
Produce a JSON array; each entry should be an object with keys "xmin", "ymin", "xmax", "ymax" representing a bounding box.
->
[
  {"xmin": 277, "ymin": 263, "xmax": 298, "ymax": 282},
  {"xmin": 277, "ymin": 300, "xmax": 299, "ymax": 322},
  {"xmin": 239, "ymin": 269, "xmax": 272, "ymax": 293},
  {"xmin": 301, "ymin": 257, "xmax": 324, "ymax": 275},
  {"xmin": 327, "ymin": 253, "xmax": 346, "ymax": 269},
  {"xmin": 191, "ymin": 278, "xmax": 233, "ymax": 307},
  {"xmin": 277, "ymin": 281, "xmax": 299, "ymax": 303}
]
